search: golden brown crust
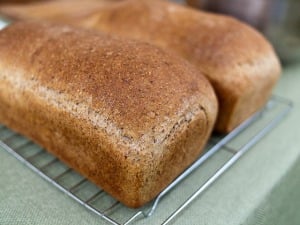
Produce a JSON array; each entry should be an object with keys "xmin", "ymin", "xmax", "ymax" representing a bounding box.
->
[
  {"xmin": 0, "ymin": 0, "xmax": 111, "ymax": 21},
  {"xmin": 0, "ymin": 21, "xmax": 217, "ymax": 207},
  {"xmin": 0, "ymin": 0, "xmax": 281, "ymax": 132},
  {"xmin": 0, "ymin": 0, "xmax": 48, "ymax": 4}
]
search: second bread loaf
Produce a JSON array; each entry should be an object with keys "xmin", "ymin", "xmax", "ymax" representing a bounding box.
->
[{"xmin": 78, "ymin": 0, "xmax": 281, "ymax": 132}]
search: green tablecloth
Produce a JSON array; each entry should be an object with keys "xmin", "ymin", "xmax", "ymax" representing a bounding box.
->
[{"xmin": 1, "ymin": 61, "xmax": 300, "ymax": 225}]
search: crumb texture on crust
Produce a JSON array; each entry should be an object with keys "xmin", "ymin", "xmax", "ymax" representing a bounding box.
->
[{"xmin": 0, "ymin": 21, "xmax": 217, "ymax": 207}]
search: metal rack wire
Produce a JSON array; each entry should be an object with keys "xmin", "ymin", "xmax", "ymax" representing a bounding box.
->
[{"xmin": 0, "ymin": 95, "xmax": 292, "ymax": 225}]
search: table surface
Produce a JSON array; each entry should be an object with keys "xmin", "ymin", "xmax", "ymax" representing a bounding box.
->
[{"xmin": 0, "ymin": 33, "xmax": 300, "ymax": 225}]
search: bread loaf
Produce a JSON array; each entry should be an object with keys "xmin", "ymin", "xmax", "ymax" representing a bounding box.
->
[
  {"xmin": 77, "ymin": 0, "xmax": 282, "ymax": 132},
  {"xmin": 0, "ymin": 21, "xmax": 218, "ymax": 208},
  {"xmin": 0, "ymin": 0, "xmax": 281, "ymax": 132}
]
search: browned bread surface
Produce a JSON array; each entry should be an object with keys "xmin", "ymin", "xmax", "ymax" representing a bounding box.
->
[
  {"xmin": 0, "ymin": 0, "xmax": 281, "ymax": 132},
  {"xmin": 0, "ymin": 0, "xmax": 48, "ymax": 4},
  {"xmin": 0, "ymin": 0, "xmax": 112, "ymax": 21},
  {"xmin": 0, "ymin": 21, "xmax": 217, "ymax": 207}
]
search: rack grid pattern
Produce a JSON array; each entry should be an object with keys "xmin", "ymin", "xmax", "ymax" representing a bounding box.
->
[{"xmin": 0, "ymin": 96, "xmax": 292, "ymax": 225}]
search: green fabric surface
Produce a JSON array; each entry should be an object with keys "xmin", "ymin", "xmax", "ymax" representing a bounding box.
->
[
  {"xmin": 245, "ymin": 154, "xmax": 300, "ymax": 225},
  {"xmin": 1, "ymin": 63, "xmax": 300, "ymax": 224}
]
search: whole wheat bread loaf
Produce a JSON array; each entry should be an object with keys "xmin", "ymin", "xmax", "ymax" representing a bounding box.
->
[{"xmin": 0, "ymin": 21, "xmax": 218, "ymax": 207}]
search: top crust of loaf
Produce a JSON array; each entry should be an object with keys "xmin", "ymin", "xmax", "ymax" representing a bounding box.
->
[
  {"xmin": 0, "ymin": 21, "xmax": 216, "ymax": 146},
  {"xmin": 0, "ymin": 21, "xmax": 218, "ymax": 207}
]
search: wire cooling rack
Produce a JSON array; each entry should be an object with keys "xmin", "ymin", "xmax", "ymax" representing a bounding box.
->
[{"xmin": 0, "ymin": 95, "xmax": 292, "ymax": 225}]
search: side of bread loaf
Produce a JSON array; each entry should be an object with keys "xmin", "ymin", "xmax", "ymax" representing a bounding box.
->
[{"xmin": 0, "ymin": 21, "xmax": 217, "ymax": 207}]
